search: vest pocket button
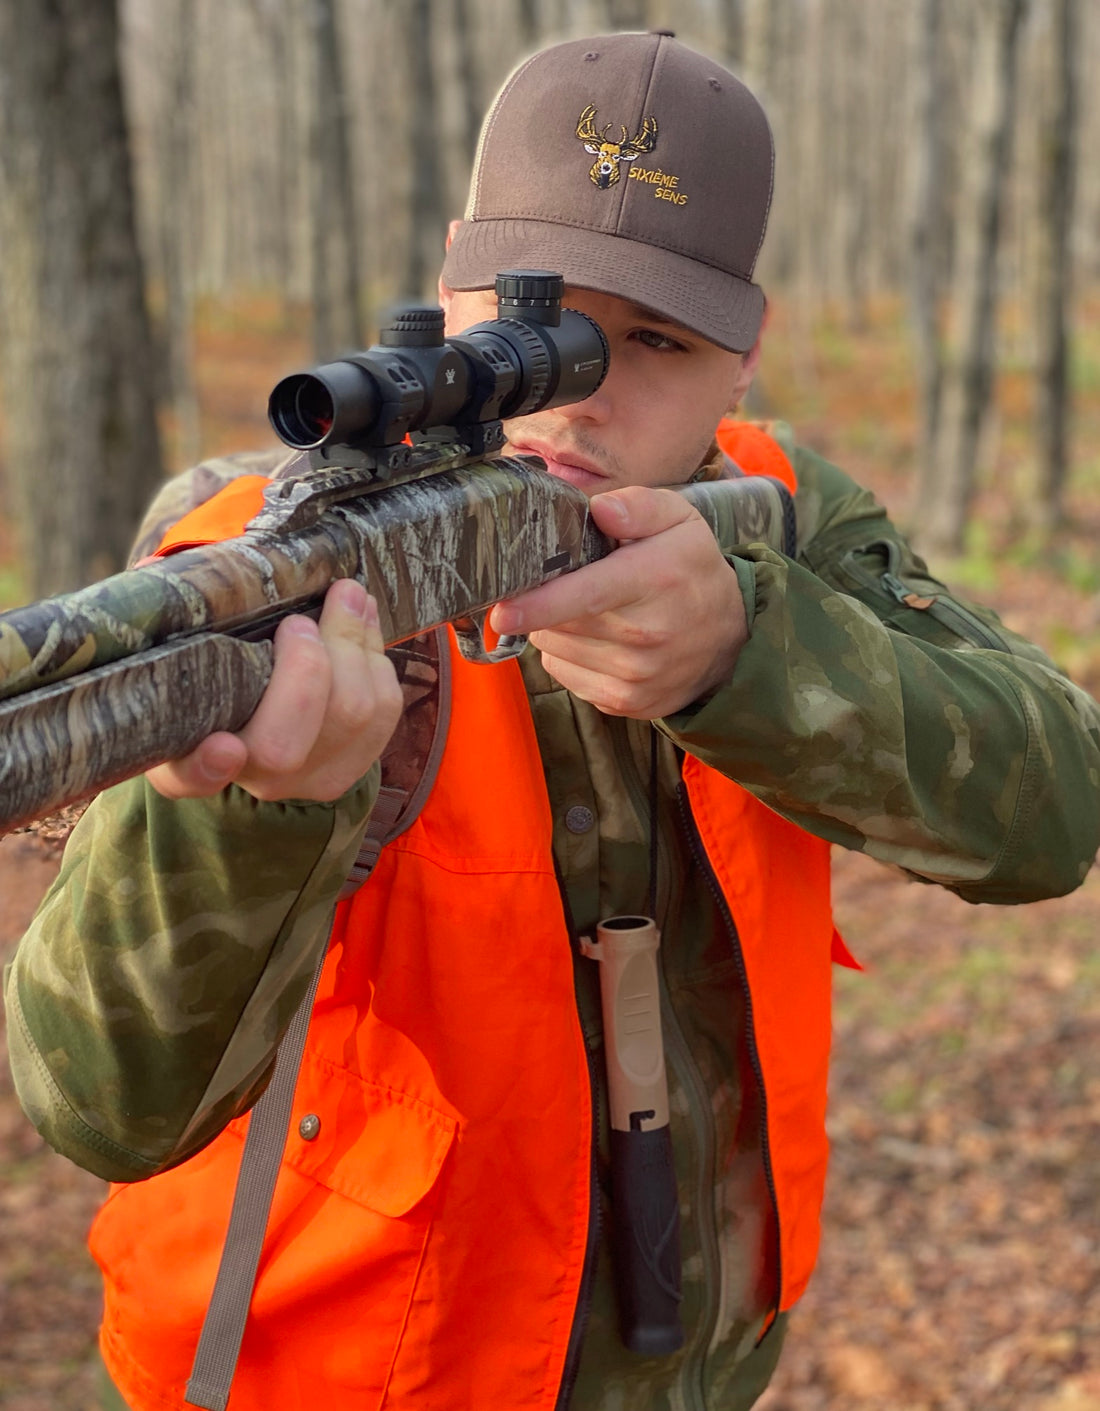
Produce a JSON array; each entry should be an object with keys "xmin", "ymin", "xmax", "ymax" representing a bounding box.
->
[
  {"xmin": 298, "ymin": 1113, "xmax": 321, "ymax": 1141},
  {"xmin": 565, "ymin": 805, "xmax": 595, "ymax": 834}
]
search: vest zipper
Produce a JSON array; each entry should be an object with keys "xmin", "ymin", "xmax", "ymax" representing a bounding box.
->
[
  {"xmin": 553, "ymin": 870, "xmax": 603, "ymax": 1411},
  {"xmin": 676, "ymin": 783, "xmax": 783, "ymax": 1336}
]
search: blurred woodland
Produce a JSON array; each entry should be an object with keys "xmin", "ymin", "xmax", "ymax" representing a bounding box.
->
[
  {"xmin": 0, "ymin": 0, "xmax": 1094, "ymax": 593},
  {"xmin": 3, "ymin": 3, "xmax": 1100, "ymax": 1411}
]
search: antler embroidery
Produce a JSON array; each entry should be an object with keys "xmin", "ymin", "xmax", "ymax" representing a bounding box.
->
[{"xmin": 576, "ymin": 105, "xmax": 658, "ymax": 189}]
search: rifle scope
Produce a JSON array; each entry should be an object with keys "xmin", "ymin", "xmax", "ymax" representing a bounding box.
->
[{"xmin": 268, "ymin": 271, "xmax": 609, "ymax": 456}]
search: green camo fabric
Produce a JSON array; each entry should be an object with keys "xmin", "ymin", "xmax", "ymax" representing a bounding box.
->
[{"xmin": 8, "ymin": 427, "xmax": 1100, "ymax": 1411}]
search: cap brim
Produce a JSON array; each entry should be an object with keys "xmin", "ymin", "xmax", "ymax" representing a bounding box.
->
[{"xmin": 442, "ymin": 218, "xmax": 764, "ymax": 354}]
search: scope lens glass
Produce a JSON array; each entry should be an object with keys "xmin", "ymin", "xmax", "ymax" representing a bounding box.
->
[{"xmin": 270, "ymin": 375, "xmax": 336, "ymax": 447}]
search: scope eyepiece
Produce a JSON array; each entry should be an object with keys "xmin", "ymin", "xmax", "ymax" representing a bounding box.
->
[{"xmin": 267, "ymin": 271, "xmax": 609, "ymax": 464}]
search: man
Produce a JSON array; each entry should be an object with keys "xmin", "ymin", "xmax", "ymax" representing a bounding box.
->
[{"xmin": 7, "ymin": 30, "xmax": 1100, "ymax": 1411}]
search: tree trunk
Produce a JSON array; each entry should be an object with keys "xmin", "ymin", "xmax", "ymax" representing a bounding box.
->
[
  {"xmin": 398, "ymin": 0, "xmax": 445, "ymax": 301},
  {"xmin": 923, "ymin": 0, "xmax": 1027, "ymax": 558},
  {"xmin": 158, "ymin": 0, "xmax": 203, "ymax": 469},
  {"xmin": 0, "ymin": 0, "xmax": 164, "ymax": 596},
  {"xmin": 304, "ymin": 0, "xmax": 364, "ymax": 358},
  {"xmin": 516, "ymin": 0, "xmax": 540, "ymax": 46},
  {"xmin": 1033, "ymin": 0, "xmax": 1078, "ymax": 533},
  {"xmin": 247, "ymin": 0, "xmax": 300, "ymax": 313},
  {"xmin": 606, "ymin": 0, "xmax": 651, "ymax": 29},
  {"xmin": 453, "ymin": 0, "xmax": 484, "ymax": 168},
  {"xmin": 909, "ymin": 0, "xmax": 945, "ymax": 509},
  {"xmin": 840, "ymin": 2, "xmax": 869, "ymax": 329}
]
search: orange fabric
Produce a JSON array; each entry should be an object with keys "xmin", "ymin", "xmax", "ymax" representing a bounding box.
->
[
  {"xmin": 93, "ymin": 425, "xmax": 841, "ymax": 1407},
  {"xmin": 93, "ymin": 642, "xmax": 594, "ymax": 1410},
  {"xmin": 152, "ymin": 475, "xmax": 270, "ymax": 556},
  {"xmin": 716, "ymin": 417, "xmax": 797, "ymax": 493},
  {"xmin": 830, "ymin": 929, "xmax": 862, "ymax": 971}
]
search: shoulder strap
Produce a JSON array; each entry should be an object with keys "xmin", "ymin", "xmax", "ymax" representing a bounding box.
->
[
  {"xmin": 338, "ymin": 626, "xmax": 452, "ymax": 897},
  {"xmin": 184, "ymin": 923, "xmax": 329, "ymax": 1410},
  {"xmin": 184, "ymin": 628, "xmax": 451, "ymax": 1408}
]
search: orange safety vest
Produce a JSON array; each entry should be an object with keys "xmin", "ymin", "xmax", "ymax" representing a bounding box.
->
[{"xmin": 92, "ymin": 424, "xmax": 844, "ymax": 1410}]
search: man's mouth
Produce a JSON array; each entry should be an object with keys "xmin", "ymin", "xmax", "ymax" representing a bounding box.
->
[{"xmin": 507, "ymin": 439, "xmax": 610, "ymax": 492}]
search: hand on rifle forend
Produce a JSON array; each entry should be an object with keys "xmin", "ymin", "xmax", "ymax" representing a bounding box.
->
[{"xmin": 146, "ymin": 579, "xmax": 403, "ymax": 804}]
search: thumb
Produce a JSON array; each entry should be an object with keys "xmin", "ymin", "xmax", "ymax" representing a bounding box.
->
[{"xmin": 588, "ymin": 485, "xmax": 698, "ymax": 542}]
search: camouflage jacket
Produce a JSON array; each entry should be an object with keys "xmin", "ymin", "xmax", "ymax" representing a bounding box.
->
[{"xmin": 7, "ymin": 427, "xmax": 1100, "ymax": 1411}]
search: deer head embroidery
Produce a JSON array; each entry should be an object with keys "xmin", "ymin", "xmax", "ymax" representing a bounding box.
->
[{"xmin": 576, "ymin": 105, "xmax": 658, "ymax": 189}]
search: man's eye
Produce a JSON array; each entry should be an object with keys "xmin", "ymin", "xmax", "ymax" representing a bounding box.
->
[{"xmin": 634, "ymin": 328, "xmax": 685, "ymax": 352}]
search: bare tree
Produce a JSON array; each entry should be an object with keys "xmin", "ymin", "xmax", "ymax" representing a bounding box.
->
[
  {"xmin": 0, "ymin": 0, "xmax": 164, "ymax": 596},
  {"xmin": 398, "ymin": 0, "xmax": 445, "ymax": 300},
  {"xmin": 516, "ymin": 0, "xmax": 540, "ymax": 45},
  {"xmin": 923, "ymin": 0, "xmax": 1028, "ymax": 557},
  {"xmin": 157, "ymin": 0, "xmax": 202, "ymax": 468},
  {"xmin": 831, "ymin": 0, "xmax": 869, "ymax": 329},
  {"xmin": 303, "ymin": 0, "xmax": 364, "ymax": 357},
  {"xmin": 453, "ymin": 0, "xmax": 485, "ymax": 167},
  {"xmin": 247, "ymin": 0, "xmax": 302, "ymax": 311},
  {"xmin": 909, "ymin": 0, "xmax": 946, "ymax": 508},
  {"xmin": 1033, "ymin": 0, "xmax": 1078, "ymax": 532},
  {"xmin": 605, "ymin": 0, "xmax": 651, "ymax": 26}
]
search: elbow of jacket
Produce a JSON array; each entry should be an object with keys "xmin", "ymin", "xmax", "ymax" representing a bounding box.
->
[{"xmin": 954, "ymin": 811, "xmax": 1100, "ymax": 906}]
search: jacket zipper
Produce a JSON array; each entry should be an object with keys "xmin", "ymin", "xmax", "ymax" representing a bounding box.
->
[
  {"xmin": 676, "ymin": 783, "xmax": 783, "ymax": 1336},
  {"xmin": 869, "ymin": 540, "xmax": 1008, "ymax": 651},
  {"xmin": 553, "ymin": 870, "xmax": 603, "ymax": 1411}
]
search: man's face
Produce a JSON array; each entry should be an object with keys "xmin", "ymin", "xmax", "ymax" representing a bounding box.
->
[{"xmin": 440, "ymin": 285, "xmax": 758, "ymax": 495}]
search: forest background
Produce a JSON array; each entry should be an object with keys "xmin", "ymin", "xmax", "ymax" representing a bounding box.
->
[{"xmin": 1, "ymin": 0, "xmax": 1100, "ymax": 1408}]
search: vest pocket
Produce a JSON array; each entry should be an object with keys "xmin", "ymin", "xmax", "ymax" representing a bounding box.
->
[{"xmin": 92, "ymin": 1054, "xmax": 457, "ymax": 1411}]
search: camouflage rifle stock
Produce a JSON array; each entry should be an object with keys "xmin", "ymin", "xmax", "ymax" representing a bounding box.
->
[
  {"xmin": 0, "ymin": 455, "xmax": 793, "ymax": 833},
  {"xmin": 0, "ymin": 269, "xmax": 795, "ymax": 833}
]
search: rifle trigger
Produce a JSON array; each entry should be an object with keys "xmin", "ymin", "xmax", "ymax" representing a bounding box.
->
[{"xmin": 452, "ymin": 611, "xmax": 528, "ymax": 665}]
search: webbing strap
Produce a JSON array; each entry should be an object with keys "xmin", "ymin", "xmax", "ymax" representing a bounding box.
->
[
  {"xmin": 337, "ymin": 786, "xmax": 406, "ymax": 900},
  {"xmin": 183, "ymin": 930, "xmax": 330, "ymax": 1411},
  {"xmin": 183, "ymin": 628, "xmax": 453, "ymax": 1407}
]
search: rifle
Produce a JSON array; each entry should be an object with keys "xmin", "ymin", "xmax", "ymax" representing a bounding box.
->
[{"xmin": 0, "ymin": 271, "xmax": 795, "ymax": 835}]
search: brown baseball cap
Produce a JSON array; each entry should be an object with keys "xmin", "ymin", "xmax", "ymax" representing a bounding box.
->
[{"xmin": 442, "ymin": 31, "xmax": 774, "ymax": 353}]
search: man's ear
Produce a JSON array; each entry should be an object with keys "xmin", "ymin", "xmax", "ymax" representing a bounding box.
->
[
  {"xmin": 728, "ymin": 334, "xmax": 764, "ymax": 412},
  {"xmin": 438, "ymin": 220, "xmax": 463, "ymax": 314}
]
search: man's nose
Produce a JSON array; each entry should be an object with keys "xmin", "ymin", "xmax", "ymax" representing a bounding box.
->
[{"xmin": 554, "ymin": 367, "xmax": 615, "ymax": 424}]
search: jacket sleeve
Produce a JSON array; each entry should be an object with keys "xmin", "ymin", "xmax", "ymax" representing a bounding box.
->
[
  {"xmin": 661, "ymin": 443, "xmax": 1100, "ymax": 903},
  {"xmin": 4, "ymin": 768, "xmax": 378, "ymax": 1181}
]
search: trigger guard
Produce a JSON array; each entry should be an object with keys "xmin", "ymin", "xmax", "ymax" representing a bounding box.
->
[{"xmin": 453, "ymin": 613, "xmax": 528, "ymax": 664}]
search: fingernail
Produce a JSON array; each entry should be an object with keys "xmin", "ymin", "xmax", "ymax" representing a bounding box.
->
[
  {"xmin": 362, "ymin": 593, "xmax": 379, "ymax": 626},
  {"xmin": 333, "ymin": 579, "xmax": 369, "ymax": 618},
  {"xmin": 491, "ymin": 604, "xmax": 520, "ymax": 633},
  {"xmin": 286, "ymin": 615, "xmax": 320, "ymax": 639},
  {"xmin": 200, "ymin": 742, "xmax": 239, "ymax": 781},
  {"xmin": 601, "ymin": 494, "xmax": 629, "ymax": 523}
]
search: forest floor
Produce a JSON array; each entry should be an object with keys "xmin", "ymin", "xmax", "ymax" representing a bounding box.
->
[{"xmin": 3, "ymin": 294, "xmax": 1100, "ymax": 1409}]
